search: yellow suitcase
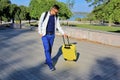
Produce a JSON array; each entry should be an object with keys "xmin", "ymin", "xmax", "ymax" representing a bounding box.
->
[{"xmin": 62, "ymin": 36, "xmax": 77, "ymax": 61}]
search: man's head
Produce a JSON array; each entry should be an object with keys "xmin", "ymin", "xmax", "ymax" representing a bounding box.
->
[{"xmin": 50, "ymin": 5, "xmax": 60, "ymax": 15}]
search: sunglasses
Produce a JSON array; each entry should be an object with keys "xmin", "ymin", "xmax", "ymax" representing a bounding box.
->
[{"xmin": 52, "ymin": 8, "xmax": 59, "ymax": 14}]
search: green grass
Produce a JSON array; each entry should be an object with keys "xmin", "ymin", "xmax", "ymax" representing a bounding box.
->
[
  {"xmin": 61, "ymin": 23, "xmax": 120, "ymax": 33},
  {"xmin": 30, "ymin": 22, "xmax": 38, "ymax": 27},
  {"xmin": 77, "ymin": 24, "xmax": 120, "ymax": 32},
  {"xmin": 25, "ymin": 22, "xmax": 120, "ymax": 33}
]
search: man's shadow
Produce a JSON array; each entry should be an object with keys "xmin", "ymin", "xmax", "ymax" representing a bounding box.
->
[
  {"xmin": 52, "ymin": 46, "xmax": 62, "ymax": 66},
  {"xmin": 52, "ymin": 42, "xmax": 80, "ymax": 67}
]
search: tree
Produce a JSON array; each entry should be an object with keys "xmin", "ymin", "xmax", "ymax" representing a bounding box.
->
[
  {"xmin": 0, "ymin": 0, "xmax": 32, "ymax": 29},
  {"xmin": 87, "ymin": 12, "xmax": 96, "ymax": 24},
  {"xmin": 0, "ymin": 0, "xmax": 11, "ymax": 24},
  {"xmin": 15, "ymin": 6, "xmax": 22, "ymax": 28},
  {"xmin": 9, "ymin": 4, "xmax": 18, "ymax": 24},
  {"xmin": 104, "ymin": 0, "xmax": 120, "ymax": 26},
  {"xmin": 29, "ymin": 0, "xmax": 45, "ymax": 19},
  {"xmin": 26, "ymin": 11, "xmax": 31, "ymax": 25},
  {"xmin": 19, "ymin": 6, "xmax": 29, "ymax": 20},
  {"xmin": 86, "ymin": 0, "xmax": 120, "ymax": 26},
  {"xmin": 56, "ymin": 1, "xmax": 72, "ymax": 19},
  {"xmin": 14, "ymin": 5, "xmax": 31, "ymax": 28},
  {"xmin": 29, "ymin": 0, "xmax": 72, "ymax": 20}
]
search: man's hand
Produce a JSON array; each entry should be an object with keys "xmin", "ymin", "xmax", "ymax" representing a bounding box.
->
[
  {"xmin": 40, "ymin": 34, "xmax": 43, "ymax": 37},
  {"xmin": 63, "ymin": 33, "xmax": 68, "ymax": 38}
]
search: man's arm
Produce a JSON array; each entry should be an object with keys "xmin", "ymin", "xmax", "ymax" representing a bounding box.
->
[
  {"xmin": 38, "ymin": 12, "xmax": 45, "ymax": 35},
  {"xmin": 56, "ymin": 17, "xmax": 67, "ymax": 37},
  {"xmin": 56, "ymin": 17, "xmax": 64, "ymax": 34}
]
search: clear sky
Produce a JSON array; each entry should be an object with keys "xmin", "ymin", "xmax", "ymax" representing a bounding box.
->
[{"xmin": 10, "ymin": 0, "xmax": 93, "ymax": 12}]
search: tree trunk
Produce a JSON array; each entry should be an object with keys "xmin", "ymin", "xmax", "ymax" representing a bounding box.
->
[
  {"xmin": 29, "ymin": 19, "xmax": 31, "ymax": 25},
  {"xmin": 67, "ymin": 20, "xmax": 69, "ymax": 27},
  {"xmin": 0, "ymin": 17, "xmax": 2, "ymax": 24},
  {"xmin": 17, "ymin": 15, "xmax": 22, "ymax": 29},
  {"xmin": 11, "ymin": 18, "xmax": 15, "ymax": 28},
  {"xmin": 19, "ymin": 19, "xmax": 22, "ymax": 29},
  {"xmin": 108, "ymin": 18, "xmax": 112, "ymax": 27},
  {"xmin": 12, "ymin": 18, "xmax": 15, "ymax": 24}
]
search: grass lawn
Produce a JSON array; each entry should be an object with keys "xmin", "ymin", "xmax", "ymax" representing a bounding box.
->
[
  {"xmin": 77, "ymin": 24, "xmax": 120, "ymax": 32},
  {"xmin": 27, "ymin": 21, "xmax": 120, "ymax": 33},
  {"xmin": 63, "ymin": 23, "xmax": 120, "ymax": 33}
]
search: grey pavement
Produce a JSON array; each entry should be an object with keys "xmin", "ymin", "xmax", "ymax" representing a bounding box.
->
[{"xmin": 0, "ymin": 28, "xmax": 120, "ymax": 80}]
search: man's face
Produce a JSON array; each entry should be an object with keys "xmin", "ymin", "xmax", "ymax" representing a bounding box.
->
[{"xmin": 52, "ymin": 8, "xmax": 59, "ymax": 15}]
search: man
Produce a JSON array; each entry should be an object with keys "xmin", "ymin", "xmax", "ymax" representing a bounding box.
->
[{"xmin": 38, "ymin": 5, "xmax": 67, "ymax": 71}]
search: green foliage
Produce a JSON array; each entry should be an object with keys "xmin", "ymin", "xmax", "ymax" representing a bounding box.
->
[
  {"xmin": 75, "ymin": 18, "xmax": 81, "ymax": 21},
  {"xmin": 56, "ymin": 2, "xmax": 72, "ymax": 19},
  {"xmin": 0, "ymin": 0, "xmax": 11, "ymax": 11},
  {"xmin": 0, "ymin": 0, "xmax": 31, "ymax": 24},
  {"xmin": 29, "ymin": 0, "xmax": 72, "ymax": 20},
  {"xmin": 9, "ymin": 4, "xmax": 17, "ymax": 16},
  {"xmin": 29, "ymin": 0, "xmax": 40, "ymax": 19},
  {"xmin": 9, "ymin": 4, "xmax": 18, "ymax": 23},
  {"xmin": 86, "ymin": 0, "xmax": 120, "ymax": 26},
  {"xmin": 13, "ymin": 6, "xmax": 20, "ymax": 21},
  {"xmin": 29, "ymin": 0, "xmax": 56, "ymax": 19},
  {"xmin": 87, "ymin": 13, "xmax": 96, "ymax": 21},
  {"xmin": 76, "ymin": 24, "xmax": 120, "ymax": 32},
  {"xmin": 0, "ymin": 0, "xmax": 72, "ymax": 24},
  {"xmin": 18, "ymin": 6, "xmax": 29, "ymax": 20},
  {"xmin": 0, "ymin": 0, "xmax": 11, "ymax": 22}
]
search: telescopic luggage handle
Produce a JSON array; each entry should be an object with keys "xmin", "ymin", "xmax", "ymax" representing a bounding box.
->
[{"xmin": 62, "ymin": 35, "xmax": 71, "ymax": 48}]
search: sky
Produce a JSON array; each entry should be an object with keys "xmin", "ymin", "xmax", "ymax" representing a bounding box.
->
[{"xmin": 10, "ymin": 0, "xmax": 93, "ymax": 12}]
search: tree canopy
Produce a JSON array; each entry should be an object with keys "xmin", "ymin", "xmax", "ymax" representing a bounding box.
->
[
  {"xmin": 0, "ymin": 0, "xmax": 72, "ymax": 24},
  {"xmin": 0, "ymin": 0, "xmax": 31, "ymax": 24},
  {"xmin": 0, "ymin": 0, "xmax": 11, "ymax": 23},
  {"xmin": 86, "ymin": 0, "xmax": 120, "ymax": 26},
  {"xmin": 29, "ymin": 0, "xmax": 72, "ymax": 20}
]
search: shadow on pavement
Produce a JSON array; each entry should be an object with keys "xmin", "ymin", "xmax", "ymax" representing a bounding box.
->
[
  {"xmin": 0, "ymin": 29, "xmax": 32, "ymax": 42},
  {"xmin": 89, "ymin": 57, "xmax": 120, "ymax": 80},
  {"xmin": 109, "ymin": 30, "xmax": 120, "ymax": 33},
  {"xmin": 3, "ymin": 63, "xmax": 55, "ymax": 80},
  {"xmin": 2, "ymin": 51, "xmax": 81, "ymax": 80},
  {"xmin": 75, "ymin": 52, "xmax": 80, "ymax": 62},
  {"xmin": 3, "ymin": 61, "xmax": 82, "ymax": 80},
  {"xmin": 0, "ymin": 29, "xmax": 34, "ymax": 50},
  {"xmin": 52, "ymin": 46, "xmax": 62, "ymax": 67}
]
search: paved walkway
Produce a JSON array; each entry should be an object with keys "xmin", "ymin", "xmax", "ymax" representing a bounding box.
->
[{"xmin": 0, "ymin": 29, "xmax": 120, "ymax": 80}]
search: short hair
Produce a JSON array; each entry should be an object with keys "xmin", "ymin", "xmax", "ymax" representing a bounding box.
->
[{"xmin": 52, "ymin": 5, "xmax": 60, "ymax": 10}]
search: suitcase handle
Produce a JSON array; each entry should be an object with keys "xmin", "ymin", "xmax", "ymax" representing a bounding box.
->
[{"xmin": 62, "ymin": 35, "xmax": 71, "ymax": 48}]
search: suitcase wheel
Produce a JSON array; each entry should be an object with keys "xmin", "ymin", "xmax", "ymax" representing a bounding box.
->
[
  {"xmin": 64, "ymin": 58, "xmax": 67, "ymax": 61},
  {"xmin": 73, "ymin": 59, "xmax": 77, "ymax": 62}
]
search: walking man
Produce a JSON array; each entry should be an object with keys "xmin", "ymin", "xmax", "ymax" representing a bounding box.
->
[{"xmin": 38, "ymin": 5, "xmax": 67, "ymax": 71}]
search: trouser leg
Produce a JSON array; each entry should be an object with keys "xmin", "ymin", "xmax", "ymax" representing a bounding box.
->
[{"xmin": 42, "ymin": 35, "xmax": 55, "ymax": 69}]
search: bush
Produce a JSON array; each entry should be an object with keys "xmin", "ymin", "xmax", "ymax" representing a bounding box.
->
[{"xmin": 75, "ymin": 18, "xmax": 81, "ymax": 21}]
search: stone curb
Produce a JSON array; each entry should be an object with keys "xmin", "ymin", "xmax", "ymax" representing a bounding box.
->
[{"xmin": 56, "ymin": 26, "xmax": 120, "ymax": 47}]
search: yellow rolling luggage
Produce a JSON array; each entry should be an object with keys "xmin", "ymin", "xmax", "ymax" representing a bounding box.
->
[{"xmin": 62, "ymin": 36, "xmax": 77, "ymax": 61}]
